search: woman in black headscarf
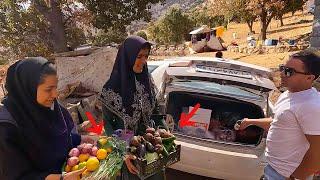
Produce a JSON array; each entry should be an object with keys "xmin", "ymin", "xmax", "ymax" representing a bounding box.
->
[
  {"xmin": 0, "ymin": 57, "xmax": 89, "ymax": 180},
  {"xmin": 100, "ymin": 36, "xmax": 166, "ymax": 180}
]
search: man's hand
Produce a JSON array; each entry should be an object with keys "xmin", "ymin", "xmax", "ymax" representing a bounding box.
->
[
  {"xmin": 124, "ymin": 154, "xmax": 139, "ymax": 175},
  {"xmin": 238, "ymin": 118, "xmax": 251, "ymax": 130},
  {"xmin": 234, "ymin": 117, "xmax": 272, "ymax": 131}
]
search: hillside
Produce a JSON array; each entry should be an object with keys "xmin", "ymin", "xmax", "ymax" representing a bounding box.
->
[
  {"xmin": 153, "ymin": 11, "xmax": 315, "ymax": 69},
  {"xmin": 150, "ymin": 0, "xmax": 203, "ymax": 19}
]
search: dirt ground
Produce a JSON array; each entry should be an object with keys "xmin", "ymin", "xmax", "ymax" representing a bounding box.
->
[{"xmin": 152, "ymin": 11, "xmax": 315, "ymax": 69}]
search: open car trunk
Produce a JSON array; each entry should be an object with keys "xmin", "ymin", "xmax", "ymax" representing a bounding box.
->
[{"xmin": 166, "ymin": 91, "xmax": 265, "ymax": 146}]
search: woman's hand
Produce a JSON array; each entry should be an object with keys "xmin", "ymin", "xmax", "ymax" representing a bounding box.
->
[
  {"xmin": 63, "ymin": 168, "xmax": 86, "ymax": 180},
  {"xmin": 124, "ymin": 154, "xmax": 139, "ymax": 175}
]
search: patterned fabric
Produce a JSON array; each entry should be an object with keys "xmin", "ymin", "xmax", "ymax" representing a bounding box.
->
[
  {"xmin": 100, "ymin": 36, "xmax": 156, "ymax": 133},
  {"xmin": 100, "ymin": 77, "xmax": 156, "ymax": 132}
]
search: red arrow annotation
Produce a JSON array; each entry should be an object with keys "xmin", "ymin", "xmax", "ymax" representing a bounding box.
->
[
  {"xmin": 85, "ymin": 111, "xmax": 104, "ymax": 135},
  {"xmin": 179, "ymin": 103, "xmax": 201, "ymax": 128}
]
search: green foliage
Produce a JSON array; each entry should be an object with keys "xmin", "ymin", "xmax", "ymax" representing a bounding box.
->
[
  {"xmin": 0, "ymin": 0, "xmax": 89, "ymax": 59},
  {"xmin": 148, "ymin": 6, "xmax": 194, "ymax": 44},
  {"xmin": 0, "ymin": 1, "xmax": 52, "ymax": 58},
  {"xmin": 65, "ymin": 26, "xmax": 87, "ymax": 49},
  {"xmin": 80, "ymin": 0, "xmax": 166, "ymax": 32},
  {"xmin": 188, "ymin": 7, "xmax": 225, "ymax": 28},
  {"xmin": 136, "ymin": 31, "xmax": 148, "ymax": 40},
  {"xmin": 92, "ymin": 28, "xmax": 127, "ymax": 46},
  {"xmin": 275, "ymin": 0, "xmax": 307, "ymax": 18}
]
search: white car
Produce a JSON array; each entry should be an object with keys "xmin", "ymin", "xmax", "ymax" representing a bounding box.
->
[
  {"xmin": 148, "ymin": 57, "xmax": 276, "ymax": 180},
  {"xmin": 148, "ymin": 60, "xmax": 172, "ymax": 92}
]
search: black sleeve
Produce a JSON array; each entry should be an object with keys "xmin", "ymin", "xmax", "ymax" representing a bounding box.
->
[
  {"xmin": 60, "ymin": 105, "xmax": 81, "ymax": 147},
  {"xmin": 152, "ymin": 100, "xmax": 160, "ymax": 115},
  {"xmin": 0, "ymin": 124, "xmax": 50, "ymax": 180}
]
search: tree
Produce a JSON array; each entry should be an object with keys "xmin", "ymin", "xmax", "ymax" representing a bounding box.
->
[
  {"xmin": 148, "ymin": 6, "xmax": 194, "ymax": 44},
  {"xmin": 275, "ymin": 0, "xmax": 307, "ymax": 26},
  {"xmin": 0, "ymin": 0, "xmax": 88, "ymax": 56},
  {"xmin": 136, "ymin": 31, "xmax": 148, "ymax": 40},
  {"xmin": 216, "ymin": 0, "xmax": 257, "ymax": 33},
  {"xmin": 0, "ymin": 1, "xmax": 52, "ymax": 57},
  {"xmin": 79, "ymin": 0, "xmax": 166, "ymax": 32},
  {"xmin": 31, "ymin": 0, "xmax": 69, "ymax": 52},
  {"xmin": 0, "ymin": 0, "xmax": 165, "ymax": 58},
  {"xmin": 188, "ymin": 7, "xmax": 225, "ymax": 28},
  {"xmin": 247, "ymin": 0, "xmax": 285, "ymax": 40},
  {"xmin": 92, "ymin": 28, "xmax": 127, "ymax": 46}
]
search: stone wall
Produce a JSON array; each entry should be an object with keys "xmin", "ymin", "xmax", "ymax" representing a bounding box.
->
[
  {"xmin": 150, "ymin": 44, "xmax": 191, "ymax": 56},
  {"xmin": 227, "ymin": 44, "xmax": 309, "ymax": 55},
  {"xmin": 55, "ymin": 46, "xmax": 117, "ymax": 93}
]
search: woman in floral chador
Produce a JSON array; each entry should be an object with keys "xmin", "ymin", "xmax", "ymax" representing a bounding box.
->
[{"xmin": 100, "ymin": 36, "xmax": 165, "ymax": 180}]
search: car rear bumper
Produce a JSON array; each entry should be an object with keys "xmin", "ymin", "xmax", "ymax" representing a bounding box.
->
[{"xmin": 170, "ymin": 140, "xmax": 266, "ymax": 180}]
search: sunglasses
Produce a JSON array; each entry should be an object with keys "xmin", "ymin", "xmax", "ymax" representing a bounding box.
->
[{"xmin": 279, "ymin": 64, "xmax": 310, "ymax": 77}]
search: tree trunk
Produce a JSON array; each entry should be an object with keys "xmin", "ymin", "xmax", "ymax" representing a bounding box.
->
[
  {"xmin": 280, "ymin": 15, "xmax": 284, "ymax": 26},
  {"xmin": 246, "ymin": 20, "xmax": 254, "ymax": 33},
  {"xmin": 260, "ymin": 11, "xmax": 268, "ymax": 41},
  {"xmin": 33, "ymin": 0, "xmax": 68, "ymax": 53},
  {"xmin": 48, "ymin": 1, "xmax": 68, "ymax": 53}
]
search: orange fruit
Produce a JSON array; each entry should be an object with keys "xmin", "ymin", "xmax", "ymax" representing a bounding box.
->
[
  {"xmin": 79, "ymin": 153, "xmax": 90, "ymax": 162},
  {"xmin": 65, "ymin": 165, "xmax": 72, "ymax": 173},
  {"xmin": 98, "ymin": 138, "xmax": 108, "ymax": 146},
  {"xmin": 86, "ymin": 157, "xmax": 99, "ymax": 171},
  {"xmin": 72, "ymin": 165, "xmax": 79, "ymax": 171},
  {"xmin": 96, "ymin": 149, "xmax": 108, "ymax": 160}
]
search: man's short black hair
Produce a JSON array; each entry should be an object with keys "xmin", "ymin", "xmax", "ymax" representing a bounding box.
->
[{"xmin": 290, "ymin": 50, "xmax": 320, "ymax": 80}]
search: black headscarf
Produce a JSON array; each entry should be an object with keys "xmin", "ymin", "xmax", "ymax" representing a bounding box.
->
[
  {"xmin": 3, "ymin": 57, "xmax": 68, "ymax": 153},
  {"xmin": 101, "ymin": 36, "xmax": 156, "ymax": 130}
]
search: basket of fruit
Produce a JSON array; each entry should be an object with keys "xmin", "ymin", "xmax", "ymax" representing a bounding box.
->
[
  {"xmin": 128, "ymin": 127, "xmax": 181, "ymax": 180},
  {"xmin": 62, "ymin": 136, "xmax": 126, "ymax": 180}
]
